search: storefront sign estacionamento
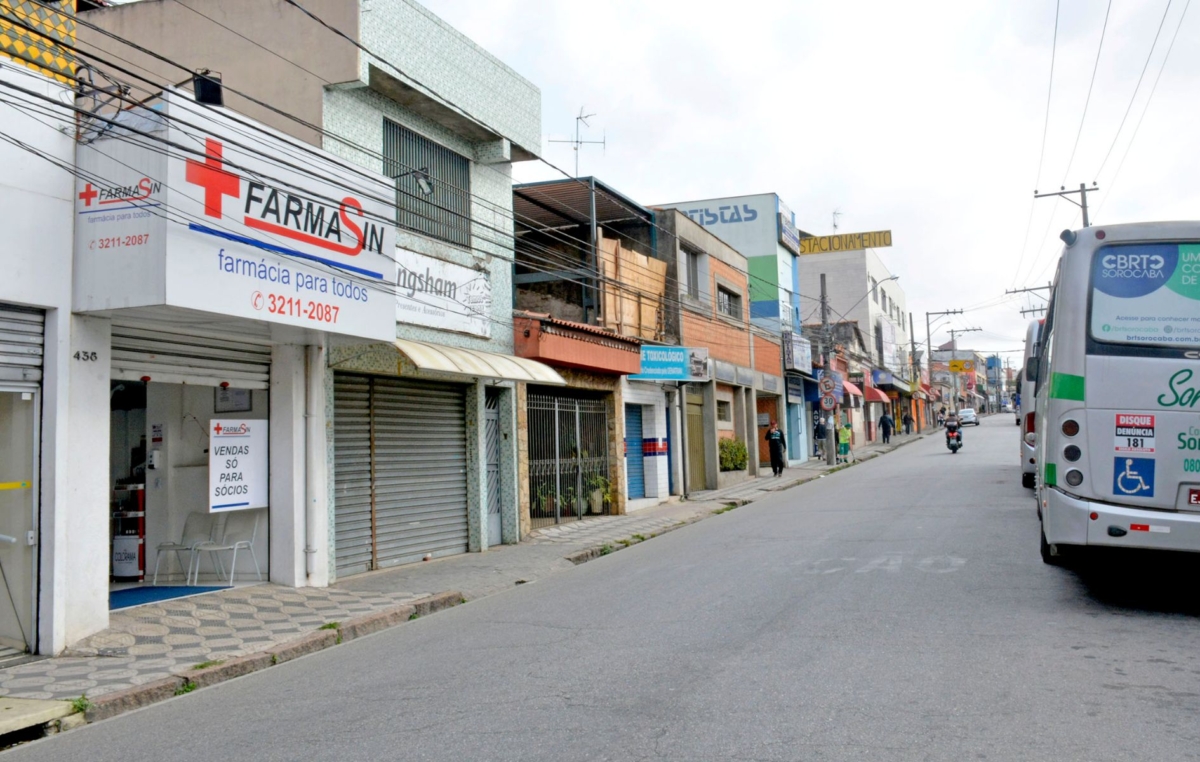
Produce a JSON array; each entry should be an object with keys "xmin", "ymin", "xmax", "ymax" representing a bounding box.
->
[
  {"xmin": 799, "ymin": 230, "xmax": 893, "ymax": 255},
  {"xmin": 631, "ymin": 346, "xmax": 710, "ymax": 382},
  {"xmin": 74, "ymin": 90, "xmax": 398, "ymax": 342},
  {"xmin": 209, "ymin": 419, "xmax": 268, "ymax": 512},
  {"xmin": 395, "ymin": 247, "xmax": 492, "ymax": 338}
]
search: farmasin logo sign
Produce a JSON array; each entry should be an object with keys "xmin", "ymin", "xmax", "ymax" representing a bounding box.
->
[
  {"xmin": 185, "ymin": 138, "xmax": 388, "ymax": 276},
  {"xmin": 73, "ymin": 90, "xmax": 398, "ymax": 343}
]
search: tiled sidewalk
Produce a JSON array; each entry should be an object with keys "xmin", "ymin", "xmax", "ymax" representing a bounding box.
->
[{"xmin": 0, "ymin": 585, "xmax": 421, "ymax": 701}]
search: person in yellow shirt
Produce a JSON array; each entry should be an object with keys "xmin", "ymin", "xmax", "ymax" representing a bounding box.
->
[{"xmin": 837, "ymin": 423, "xmax": 853, "ymax": 463}]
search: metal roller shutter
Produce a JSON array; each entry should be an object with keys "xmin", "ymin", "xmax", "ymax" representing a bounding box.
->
[
  {"xmin": 372, "ymin": 377, "xmax": 468, "ymax": 567},
  {"xmin": 332, "ymin": 374, "xmax": 374, "ymax": 577},
  {"xmin": 0, "ymin": 306, "xmax": 43, "ymax": 384},
  {"xmin": 332, "ymin": 374, "xmax": 469, "ymax": 576},
  {"xmin": 111, "ymin": 322, "xmax": 271, "ymax": 389},
  {"xmin": 625, "ymin": 405, "xmax": 645, "ymax": 499}
]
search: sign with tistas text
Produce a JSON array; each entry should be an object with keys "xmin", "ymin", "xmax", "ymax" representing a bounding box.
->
[
  {"xmin": 74, "ymin": 90, "xmax": 397, "ymax": 342},
  {"xmin": 209, "ymin": 419, "xmax": 268, "ymax": 512}
]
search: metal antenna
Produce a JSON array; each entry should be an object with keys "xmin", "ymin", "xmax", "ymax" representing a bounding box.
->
[{"xmin": 548, "ymin": 107, "xmax": 606, "ymax": 177}]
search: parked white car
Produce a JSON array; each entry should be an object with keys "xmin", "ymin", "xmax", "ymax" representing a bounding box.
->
[{"xmin": 957, "ymin": 408, "xmax": 979, "ymax": 426}]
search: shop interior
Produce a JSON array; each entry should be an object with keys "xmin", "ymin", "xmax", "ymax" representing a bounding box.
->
[{"xmin": 109, "ymin": 380, "xmax": 269, "ymax": 609}]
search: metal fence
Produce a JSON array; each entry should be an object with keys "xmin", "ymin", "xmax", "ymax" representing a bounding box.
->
[{"xmin": 528, "ymin": 392, "xmax": 609, "ymax": 529}]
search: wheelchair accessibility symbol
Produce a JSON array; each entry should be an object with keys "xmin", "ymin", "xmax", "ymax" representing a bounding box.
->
[{"xmin": 1113, "ymin": 457, "xmax": 1155, "ymax": 497}]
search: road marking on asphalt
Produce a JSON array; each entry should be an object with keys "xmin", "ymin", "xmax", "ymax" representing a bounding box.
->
[
  {"xmin": 791, "ymin": 555, "xmax": 968, "ymax": 575},
  {"xmin": 855, "ymin": 554, "xmax": 904, "ymax": 573}
]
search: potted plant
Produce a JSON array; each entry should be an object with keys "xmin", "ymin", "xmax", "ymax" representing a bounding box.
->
[
  {"xmin": 534, "ymin": 483, "xmax": 555, "ymax": 518},
  {"xmin": 586, "ymin": 473, "xmax": 612, "ymax": 515}
]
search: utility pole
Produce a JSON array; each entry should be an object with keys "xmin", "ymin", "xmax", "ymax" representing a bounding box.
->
[
  {"xmin": 821, "ymin": 274, "xmax": 836, "ymax": 466},
  {"xmin": 948, "ymin": 327, "xmax": 982, "ymax": 348},
  {"xmin": 925, "ymin": 308, "xmax": 963, "ymax": 397},
  {"xmin": 1034, "ymin": 183, "xmax": 1099, "ymax": 228},
  {"xmin": 548, "ymin": 107, "xmax": 606, "ymax": 178},
  {"xmin": 947, "ymin": 327, "xmax": 982, "ymax": 411},
  {"xmin": 909, "ymin": 312, "xmax": 920, "ymax": 431}
]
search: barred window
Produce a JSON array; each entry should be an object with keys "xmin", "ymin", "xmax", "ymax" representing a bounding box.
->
[
  {"xmin": 717, "ymin": 286, "xmax": 741, "ymax": 318},
  {"xmin": 382, "ymin": 119, "xmax": 471, "ymax": 247}
]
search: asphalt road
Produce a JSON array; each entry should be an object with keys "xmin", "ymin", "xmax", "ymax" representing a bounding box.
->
[{"xmin": 12, "ymin": 416, "xmax": 1200, "ymax": 761}]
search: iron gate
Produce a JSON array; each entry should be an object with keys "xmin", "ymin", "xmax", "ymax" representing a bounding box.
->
[{"xmin": 528, "ymin": 392, "xmax": 609, "ymax": 529}]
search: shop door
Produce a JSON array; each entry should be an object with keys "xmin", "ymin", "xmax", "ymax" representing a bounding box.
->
[
  {"xmin": 485, "ymin": 390, "xmax": 501, "ymax": 547},
  {"xmin": 756, "ymin": 397, "xmax": 777, "ymax": 465},
  {"xmin": 527, "ymin": 392, "xmax": 609, "ymax": 529},
  {"xmin": 333, "ymin": 375, "xmax": 469, "ymax": 577},
  {"xmin": 625, "ymin": 405, "xmax": 645, "ymax": 500},
  {"xmin": 0, "ymin": 390, "xmax": 37, "ymax": 653},
  {"xmin": 686, "ymin": 393, "xmax": 706, "ymax": 491}
]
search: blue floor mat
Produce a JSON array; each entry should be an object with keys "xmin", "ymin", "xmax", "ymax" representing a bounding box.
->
[{"xmin": 110, "ymin": 586, "xmax": 229, "ymax": 610}]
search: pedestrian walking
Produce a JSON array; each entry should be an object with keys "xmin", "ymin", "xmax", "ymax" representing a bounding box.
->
[
  {"xmin": 813, "ymin": 418, "xmax": 827, "ymax": 459},
  {"xmin": 879, "ymin": 411, "xmax": 894, "ymax": 445},
  {"xmin": 764, "ymin": 420, "xmax": 786, "ymax": 477},
  {"xmin": 902, "ymin": 411, "xmax": 913, "ymax": 435},
  {"xmin": 837, "ymin": 423, "xmax": 853, "ymax": 463}
]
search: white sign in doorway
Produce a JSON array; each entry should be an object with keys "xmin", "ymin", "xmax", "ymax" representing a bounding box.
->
[{"xmin": 209, "ymin": 419, "xmax": 268, "ymax": 512}]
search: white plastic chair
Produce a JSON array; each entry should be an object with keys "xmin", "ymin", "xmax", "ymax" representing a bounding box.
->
[
  {"xmin": 152, "ymin": 512, "xmax": 215, "ymax": 586},
  {"xmin": 189, "ymin": 510, "xmax": 262, "ymax": 586}
]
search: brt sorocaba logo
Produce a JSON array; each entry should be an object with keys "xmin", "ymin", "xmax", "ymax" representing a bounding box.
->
[{"xmin": 1093, "ymin": 244, "xmax": 1175, "ymax": 298}]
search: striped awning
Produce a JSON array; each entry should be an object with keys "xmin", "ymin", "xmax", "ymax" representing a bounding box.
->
[{"xmin": 393, "ymin": 339, "xmax": 566, "ymax": 385}]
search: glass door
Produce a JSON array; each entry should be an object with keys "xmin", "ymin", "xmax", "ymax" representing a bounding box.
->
[{"xmin": 0, "ymin": 389, "xmax": 37, "ymax": 652}]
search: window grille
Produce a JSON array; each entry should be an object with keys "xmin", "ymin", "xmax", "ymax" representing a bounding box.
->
[{"xmin": 382, "ymin": 119, "xmax": 471, "ymax": 248}]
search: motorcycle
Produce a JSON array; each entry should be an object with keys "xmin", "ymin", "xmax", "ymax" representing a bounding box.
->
[{"xmin": 945, "ymin": 422, "xmax": 962, "ymax": 454}]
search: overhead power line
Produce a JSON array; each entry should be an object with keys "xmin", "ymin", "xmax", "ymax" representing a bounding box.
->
[
  {"xmin": 1011, "ymin": 0, "xmax": 1061, "ymax": 290},
  {"xmin": 1059, "ymin": 0, "xmax": 1113, "ymax": 186}
]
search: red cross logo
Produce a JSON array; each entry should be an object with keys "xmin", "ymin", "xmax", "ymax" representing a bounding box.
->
[
  {"xmin": 213, "ymin": 423, "xmax": 223, "ymax": 435},
  {"xmin": 78, "ymin": 183, "xmax": 98, "ymax": 207},
  {"xmin": 186, "ymin": 138, "xmax": 240, "ymax": 218}
]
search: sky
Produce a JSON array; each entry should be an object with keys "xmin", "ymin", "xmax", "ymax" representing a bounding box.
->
[{"xmin": 420, "ymin": 0, "xmax": 1199, "ymax": 360}]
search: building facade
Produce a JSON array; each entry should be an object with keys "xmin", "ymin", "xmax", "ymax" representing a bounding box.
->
[{"xmin": 654, "ymin": 193, "xmax": 808, "ymax": 464}]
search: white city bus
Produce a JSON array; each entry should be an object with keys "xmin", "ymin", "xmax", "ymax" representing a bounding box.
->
[
  {"xmin": 1035, "ymin": 222, "xmax": 1200, "ymax": 563},
  {"xmin": 1019, "ymin": 319, "xmax": 1042, "ymax": 488}
]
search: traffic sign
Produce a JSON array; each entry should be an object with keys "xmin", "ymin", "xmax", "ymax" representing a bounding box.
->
[
  {"xmin": 819, "ymin": 376, "xmax": 836, "ymax": 394},
  {"xmin": 949, "ymin": 359, "xmax": 975, "ymax": 373},
  {"xmin": 820, "ymin": 394, "xmax": 837, "ymax": 411}
]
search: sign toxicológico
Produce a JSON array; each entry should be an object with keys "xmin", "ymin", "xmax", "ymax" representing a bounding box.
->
[
  {"xmin": 629, "ymin": 346, "xmax": 710, "ymax": 382},
  {"xmin": 209, "ymin": 419, "xmax": 268, "ymax": 512}
]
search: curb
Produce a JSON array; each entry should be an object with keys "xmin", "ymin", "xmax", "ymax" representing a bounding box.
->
[
  {"xmin": 565, "ymin": 435, "xmax": 926, "ymax": 567},
  {"xmin": 75, "ymin": 591, "xmax": 462, "ymax": 729}
]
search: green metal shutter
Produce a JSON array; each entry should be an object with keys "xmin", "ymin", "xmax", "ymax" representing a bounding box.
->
[
  {"xmin": 333, "ymin": 374, "xmax": 374, "ymax": 577},
  {"xmin": 372, "ymin": 377, "xmax": 468, "ymax": 567}
]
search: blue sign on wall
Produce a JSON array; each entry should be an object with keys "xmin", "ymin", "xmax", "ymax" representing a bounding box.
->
[{"xmin": 629, "ymin": 347, "xmax": 710, "ymax": 382}]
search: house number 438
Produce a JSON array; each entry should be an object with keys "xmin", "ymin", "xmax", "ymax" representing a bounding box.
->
[{"xmin": 73, "ymin": 351, "xmax": 98, "ymax": 361}]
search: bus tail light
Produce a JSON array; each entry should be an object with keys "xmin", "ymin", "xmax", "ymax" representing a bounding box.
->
[
  {"xmin": 1065, "ymin": 469, "xmax": 1084, "ymax": 487},
  {"xmin": 1062, "ymin": 419, "xmax": 1080, "ymax": 437},
  {"xmin": 1024, "ymin": 413, "xmax": 1036, "ymax": 435},
  {"xmin": 1064, "ymin": 445, "xmax": 1082, "ymax": 462}
]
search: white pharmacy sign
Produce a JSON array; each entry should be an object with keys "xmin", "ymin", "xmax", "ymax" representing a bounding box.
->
[
  {"xmin": 395, "ymin": 247, "xmax": 492, "ymax": 338},
  {"xmin": 209, "ymin": 419, "xmax": 268, "ymax": 512},
  {"xmin": 74, "ymin": 90, "xmax": 397, "ymax": 342}
]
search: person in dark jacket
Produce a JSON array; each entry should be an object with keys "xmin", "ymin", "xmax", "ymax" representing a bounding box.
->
[
  {"xmin": 879, "ymin": 412, "xmax": 895, "ymax": 444},
  {"xmin": 902, "ymin": 411, "xmax": 914, "ymax": 435},
  {"xmin": 813, "ymin": 419, "xmax": 828, "ymax": 459},
  {"xmin": 765, "ymin": 421, "xmax": 786, "ymax": 477}
]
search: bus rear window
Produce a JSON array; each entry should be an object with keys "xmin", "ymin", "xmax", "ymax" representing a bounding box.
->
[{"xmin": 1090, "ymin": 242, "xmax": 1200, "ymax": 348}]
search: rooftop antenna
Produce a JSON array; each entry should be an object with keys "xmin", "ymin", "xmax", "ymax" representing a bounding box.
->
[
  {"xmin": 832, "ymin": 209, "xmax": 842, "ymax": 232},
  {"xmin": 549, "ymin": 107, "xmax": 606, "ymax": 177}
]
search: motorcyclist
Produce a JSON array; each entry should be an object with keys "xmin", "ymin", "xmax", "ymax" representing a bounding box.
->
[{"xmin": 944, "ymin": 412, "xmax": 962, "ymax": 448}]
